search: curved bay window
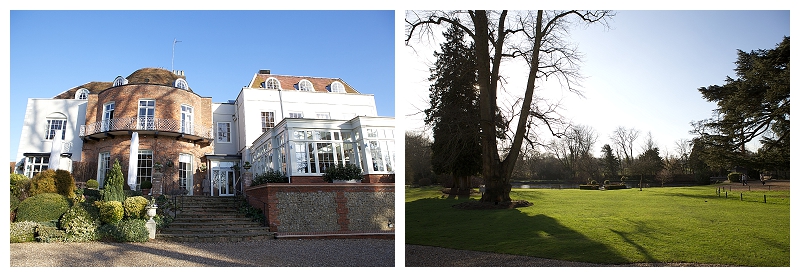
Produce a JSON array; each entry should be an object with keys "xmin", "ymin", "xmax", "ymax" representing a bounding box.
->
[{"xmin": 291, "ymin": 129, "xmax": 357, "ymax": 175}]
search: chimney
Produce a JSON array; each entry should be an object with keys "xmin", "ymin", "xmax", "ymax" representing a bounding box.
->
[{"xmin": 259, "ymin": 69, "xmax": 271, "ymax": 74}]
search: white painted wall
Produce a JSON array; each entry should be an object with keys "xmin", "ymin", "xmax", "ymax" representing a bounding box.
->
[
  {"xmin": 15, "ymin": 98, "xmax": 86, "ymax": 163},
  {"xmin": 211, "ymin": 103, "xmax": 238, "ymax": 155},
  {"xmin": 235, "ymin": 87, "xmax": 378, "ymax": 154}
]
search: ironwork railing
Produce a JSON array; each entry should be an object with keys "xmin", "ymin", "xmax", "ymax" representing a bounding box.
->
[{"xmin": 79, "ymin": 117, "xmax": 212, "ymax": 139}]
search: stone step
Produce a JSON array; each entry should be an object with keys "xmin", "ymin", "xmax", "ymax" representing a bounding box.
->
[
  {"xmin": 157, "ymin": 195, "xmax": 272, "ymax": 241},
  {"xmin": 156, "ymin": 232, "xmax": 275, "ymax": 243}
]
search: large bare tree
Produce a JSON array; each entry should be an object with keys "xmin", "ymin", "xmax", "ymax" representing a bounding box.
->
[{"xmin": 407, "ymin": 10, "xmax": 613, "ymax": 202}]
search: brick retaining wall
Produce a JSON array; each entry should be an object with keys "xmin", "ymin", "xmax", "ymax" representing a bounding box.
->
[{"xmin": 244, "ymin": 183, "xmax": 395, "ymax": 235}]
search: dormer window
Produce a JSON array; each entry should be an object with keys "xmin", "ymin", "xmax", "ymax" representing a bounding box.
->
[
  {"xmin": 330, "ymin": 81, "xmax": 345, "ymax": 93},
  {"xmin": 174, "ymin": 78, "xmax": 189, "ymax": 90},
  {"xmin": 112, "ymin": 76, "xmax": 128, "ymax": 87},
  {"xmin": 75, "ymin": 88, "xmax": 89, "ymax": 100},
  {"xmin": 265, "ymin": 78, "xmax": 281, "ymax": 90},
  {"xmin": 298, "ymin": 79, "xmax": 314, "ymax": 92}
]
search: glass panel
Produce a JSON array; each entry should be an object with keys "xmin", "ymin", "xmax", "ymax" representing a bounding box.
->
[
  {"xmin": 317, "ymin": 143, "xmax": 335, "ymax": 173},
  {"xmin": 369, "ymin": 141, "xmax": 385, "ymax": 171}
]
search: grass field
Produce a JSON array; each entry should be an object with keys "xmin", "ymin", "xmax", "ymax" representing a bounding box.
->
[{"xmin": 405, "ymin": 185, "xmax": 790, "ymax": 266}]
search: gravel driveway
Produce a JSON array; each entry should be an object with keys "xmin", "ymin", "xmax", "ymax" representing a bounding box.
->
[{"xmin": 10, "ymin": 239, "xmax": 394, "ymax": 267}]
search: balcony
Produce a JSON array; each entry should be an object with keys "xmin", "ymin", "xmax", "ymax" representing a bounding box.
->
[{"xmin": 80, "ymin": 117, "xmax": 212, "ymax": 143}]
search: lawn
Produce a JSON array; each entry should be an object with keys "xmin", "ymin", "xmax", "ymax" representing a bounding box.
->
[{"xmin": 405, "ymin": 185, "xmax": 790, "ymax": 266}]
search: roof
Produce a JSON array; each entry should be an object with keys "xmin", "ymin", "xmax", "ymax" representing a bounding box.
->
[
  {"xmin": 249, "ymin": 73, "xmax": 360, "ymax": 94},
  {"xmin": 52, "ymin": 68, "xmax": 191, "ymax": 99},
  {"xmin": 52, "ymin": 81, "xmax": 114, "ymax": 99},
  {"xmin": 125, "ymin": 68, "xmax": 191, "ymax": 92}
]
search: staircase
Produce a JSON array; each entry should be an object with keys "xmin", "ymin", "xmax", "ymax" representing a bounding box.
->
[{"xmin": 157, "ymin": 196, "xmax": 275, "ymax": 242}]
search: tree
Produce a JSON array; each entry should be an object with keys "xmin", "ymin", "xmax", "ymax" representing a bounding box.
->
[
  {"xmin": 600, "ymin": 144, "xmax": 619, "ymax": 178},
  {"xmin": 102, "ymin": 159, "xmax": 126, "ymax": 202},
  {"xmin": 423, "ymin": 23, "xmax": 482, "ymax": 194},
  {"xmin": 610, "ymin": 126, "xmax": 639, "ymax": 174},
  {"xmin": 405, "ymin": 131, "xmax": 435, "ymax": 185},
  {"xmin": 549, "ymin": 125, "xmax": 598, "ymax": 182},
  {"xmin": 692, "ymin": 37, "xmax": 789, "ymax": 172},
  {"xmin": 407, "ymin": 10, "xmax": 613, "ymax": 202}
]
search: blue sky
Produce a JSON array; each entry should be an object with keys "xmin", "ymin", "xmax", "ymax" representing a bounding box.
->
[
  {"xmin": 7, "ymin": 10, "xmax": 395, "ymax": 161},
  {"xmin": 400, "ymin": 10, "xmax": 790, "ymax": 157}
]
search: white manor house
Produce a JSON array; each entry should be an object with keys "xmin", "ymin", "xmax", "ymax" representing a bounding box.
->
[{"xmin": 14, "ymin": 68, "xmax": 395, "ymax": 196}]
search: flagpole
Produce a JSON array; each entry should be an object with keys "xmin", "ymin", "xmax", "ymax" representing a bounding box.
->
[{"xmin": 172, "ymin": 39, "xmax": 182, "ymax": 72}]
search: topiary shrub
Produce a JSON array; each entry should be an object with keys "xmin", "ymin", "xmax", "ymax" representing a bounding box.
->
[
  {"xmin": 10, "ymin": 221, "xmax": 39, "ymax": 243},
  {"xmin": 123, "ymin": 196, "xmax": 149, "ymax": 219},
  {"xmin": 98, "ymin": 219, "xmax": 149, "ymax": 242},
  {"xmin": 102, "ymin": 160, "xmax": 126, "ymax": 203},
  {"xmin": 728, "ymin": 172, "xmax": 743, "ymax": 183},
  {"xmin": 15, "ymin": 193, "xmax": 71, "ymax": 223},
  {"xmin": 99, "ymin": 201, "xmax": 124, "ymax": 224},
  {"xmin": 29, "ymin": 169, "xmax": 57, "ymax": 197},
  {"xmin": 54, "ymin": 169, "xmax": 77, "ymax": 199},
  {"xmin": 86, "ymin": 179, "xmax": 99, "ymax": 189}
]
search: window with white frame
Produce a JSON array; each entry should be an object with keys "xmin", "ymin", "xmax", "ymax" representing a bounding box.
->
[
  {"xmin": 138, "ymin": 100, "xmax": 155, "ymax": 130},
  {"xmin": 330, "ymin": 81, "xmax": 345, "ymax": 93},
  {"xmin": 265, "ymin": 78, "xmax": 280, "ymax": 90},
  {"xmin": 217, "ymin": 122, "xmax": 231, "ymax": 143},
  {"xmin": 174, "ymin": 78, "xmax": 189, "ymax": 90},
  {"xmin": 97, "ymin": 152, "xmax": 111, "ymax": 188},
  {"xmin": 316, "ymin": 112, "xmax": 331, "ymax": 119},
  {"xmin": 137, "ymin": 150, "xmax": 153, "ymax": 185},
  {"xmin": 45, "ymin": 114, "xmax": 67, "ymax": 140},
  {"xmin": 364, "ymin": 128, "xmax": 395, "ymax": 172},
  {"xmin": 181, "ymin": 105, "xmax": 193, "ymax": 134},
  {"xmin": 113, "ymin": 76, "xmax": 128, "ymax": 87},
  {"xmin": 291, "ymin": 129, "xmax": 357, "ymax": 174},
  {"xmin": 261, "ymin": 111, "xmax": 275, "ymax": 132},
  {"xmin": 178, "ymin": 154, "xmax": 193, "ymax": 194},
  {"xmin": 102, "ymin": 102, "xmax": 115, "ymax": 132},
  {"xmin": 298, "ymin": 79, "xmax": 314, "ymax": 92},
  {"xmin": 289, "ymin": 112, "xmax": 304, "ymax": 118},
  {"xmin": 75, "ymin": 88, "xmax": 89, "ymax": 100},
  {"xmin": 24, "ymin": 156, "xmax": 49, "ymax": 178}
]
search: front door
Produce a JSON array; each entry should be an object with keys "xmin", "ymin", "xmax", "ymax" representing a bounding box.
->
[{"xmin": 212, "ymin": 169, "xmax": 235, "ymax": 196}]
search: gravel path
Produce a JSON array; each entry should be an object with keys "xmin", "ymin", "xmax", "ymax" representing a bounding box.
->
[
  {"xmin": 10, "ymin": 239, "xmax": 394, "ymax": 267},
  {"xmin": 406, "ymin": 244, "xmax": 731, "ymax": 267}
]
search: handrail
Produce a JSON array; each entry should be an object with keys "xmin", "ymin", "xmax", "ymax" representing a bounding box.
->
[{"xmin": 80, "ymin": 117, "xmax": 213, "ymax": 139}]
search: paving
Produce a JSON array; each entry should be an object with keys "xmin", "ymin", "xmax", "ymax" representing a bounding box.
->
[{"xmin": 10, "ymin": 239, "xmax": 395, "ymax": 267}]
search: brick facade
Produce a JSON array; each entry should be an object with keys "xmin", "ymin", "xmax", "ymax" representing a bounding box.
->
[{"xmin": 80, "ymin": 74, "xmax": 213, "ymax": 195}]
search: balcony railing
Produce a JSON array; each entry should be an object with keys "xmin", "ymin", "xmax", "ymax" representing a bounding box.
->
[{"xmin": 80, "ymin": 117, "xmax": 212, "ymax": 139}]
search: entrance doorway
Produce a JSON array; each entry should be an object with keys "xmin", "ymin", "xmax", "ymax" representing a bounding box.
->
[{"xmin": 212, "ymin": 168, "xmax": 235, "ymax": 196}]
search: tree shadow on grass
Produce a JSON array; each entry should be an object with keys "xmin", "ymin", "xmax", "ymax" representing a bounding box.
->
[{"xmin": 406, "ymin": 197, "xmax": 630, "ymax": 265}]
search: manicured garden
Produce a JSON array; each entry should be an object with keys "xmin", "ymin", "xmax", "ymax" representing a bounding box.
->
[
  {"xmin": 405, "ymin": 184, "xmax": 789, "ymax": 266},
  {"xmin": 10, "ymin": 160, "xmax": 171, "ymax": 243}
]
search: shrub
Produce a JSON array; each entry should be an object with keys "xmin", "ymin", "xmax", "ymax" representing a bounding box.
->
[
  {"xmin": 323, "ymin": 164, "xmax": 364, "ymax": 182},
  {"xmin": 10, "ymin": 173, "xmax": 28, "ymax": 198},
  {"xmin": 140, "ymin": 180, "xmax": 152, "ymax": 189},
  {"xmin": 36, "ymin": 225, "xmax": 66, "ymax": 242},
  {"xmin": 86, "ymin": 179, "xmax": 99, "ymax": 189},
  {"xmin": 253, "ymin": 169, "xmax": 289, "ymax": 184},
  {"xmin": 15, "ymin": 193, "xmax": 71, "ymax": 223},
  {"xmin": 99, "ymin": 201, "xmax": 124, "ymax": 224},
  {"xmin": 123, "ymin": 196, "xmax": 149, "ymax": 219},
  {"xmin": 60, "ymin": 204, "xmax": 99, "ymax": 242},
  {"xmin": 54, "ymin": 169, "xmax": 77, "ymax": 199},
  {"xmin": 10, "ymin": 221, "xmax": 39, "ymax": 243},
  {"xmin": 29, "ymin": 169, "xmax": 57, "ymax": 196},
  {"xmin": 98, "ymin": 219, "xmax": 149, "ymax": 242},
  {"xmin": 60, "ymin": 202, "xmax": 99, "ymax": 239},
  {"xmin": 102, "ymin": 160, "xmax": 126, "ymax": 202},
  {"xmin": 418, "ymin": 177, "xmax": 432, "ymax": 187},
  {"xmin": 728, "ymin": 172, "xmax": 743, "ymax": 183}
]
